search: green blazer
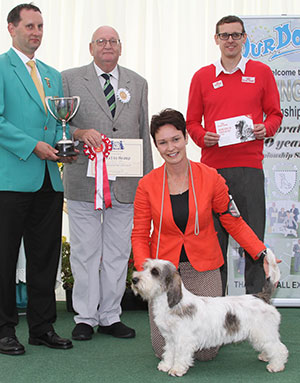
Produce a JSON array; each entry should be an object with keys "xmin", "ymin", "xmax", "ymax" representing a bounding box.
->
[{"xmin": 0, "ymin": 48, "xmax": 64, "ymax": 192}]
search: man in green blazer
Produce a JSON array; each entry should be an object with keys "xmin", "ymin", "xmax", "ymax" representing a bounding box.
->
[{"xmin": 0, "ymin": 3, "xmax": 74, "ymax": 355}]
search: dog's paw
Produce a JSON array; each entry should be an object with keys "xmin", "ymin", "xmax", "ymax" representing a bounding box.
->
[
  {"xmin": 266, "ymin": 363, "xmax": 285, "ymax": 373},
  {"xmin": 157, "ymin": 361, "xmax": 172, "ymax": 373},
  {"xmin": 258, "ymin": 352, "xmax": 269, "ymax": 362},
  {"xmin": 168, "ymin": 366, "xmax": 189, "ymax": 377}
]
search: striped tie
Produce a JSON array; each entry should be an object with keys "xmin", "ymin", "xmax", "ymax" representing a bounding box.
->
[{"xmin": 101, "ymin": 73, "xmax": 116, "ymax": 117}]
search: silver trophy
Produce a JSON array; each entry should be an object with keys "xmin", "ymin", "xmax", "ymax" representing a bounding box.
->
[{"xmin": 45, "ymin": 96, "xmax": 80, "ymax": 157}]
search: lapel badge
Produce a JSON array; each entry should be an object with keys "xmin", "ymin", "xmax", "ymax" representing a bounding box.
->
[{"xmin": 44, "ymin": 77, "xmax": 51, "ymax": 88}]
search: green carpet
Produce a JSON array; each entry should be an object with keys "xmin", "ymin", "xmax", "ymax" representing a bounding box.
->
[{"xmin": 0, "ymin": 303, "xmax": 298, "ymax": 383}]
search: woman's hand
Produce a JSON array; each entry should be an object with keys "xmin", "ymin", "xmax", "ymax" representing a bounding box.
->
[{"xmin": 263, "ymin": 254, "xmax": 281, "ymax": 287}]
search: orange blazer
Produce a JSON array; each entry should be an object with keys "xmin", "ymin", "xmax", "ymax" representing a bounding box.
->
[{"xmin": 132, "ymin": 161, "xmax": 265, "ymax": 271}]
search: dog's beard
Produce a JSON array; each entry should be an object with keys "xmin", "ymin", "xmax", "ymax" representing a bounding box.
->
[{"xmin": 131, "ymin": 281, "xmax": 150, "ymax": 301}]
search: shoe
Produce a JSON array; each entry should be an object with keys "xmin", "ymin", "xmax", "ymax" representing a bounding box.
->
[
  {"xmin": 0, "ymin": 336, "xmax": 25, "ymax": 355},
  {"xmin": 98, "ymin": 322, "xmax": 135, "ymax": 338},
  {"xmin": 28, "ymin": 330, "xmax": 73, "ymax": 349},
  {"xmin": 72, "ymin": 323, "xmax": 94, "ymax": 341}
]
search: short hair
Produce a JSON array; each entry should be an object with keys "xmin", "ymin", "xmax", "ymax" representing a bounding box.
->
[
  {"xmin": 216, "ymin": 15, "xmax": 245, "ymax": 34},
  {"xmin": 7, "ymin": 3, "xmax": 41, "ymax": 26},
  {"xmin": 150, "ymin": 108, "xmax": 186, "ymax": 145}
]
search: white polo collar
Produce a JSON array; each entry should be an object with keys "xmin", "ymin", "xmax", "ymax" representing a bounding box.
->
[{"xmin": 214, "ymin": 56, "xmax": 248, "ymax": 77}]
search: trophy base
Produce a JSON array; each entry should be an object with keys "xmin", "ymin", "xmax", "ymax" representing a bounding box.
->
[{"xmin": 55, "ymin": 141, "xmax": 77, "ymax": 157}]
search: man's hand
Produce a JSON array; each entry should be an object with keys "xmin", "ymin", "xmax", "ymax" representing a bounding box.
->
[
  {"xmin": 253, "ymin": 124, "xmax": 266, "ymax": 140},
  {"xmin": 74, "ymin": 128, "xmax": 103, "ymax": 148},
  {"xmin": 204, "ymin": 131, "xmax": 220, "ymax": 147},
  {"xmin": 33, "ymin": 141, "xmax": 60, "ymax": 161},
  {"xmin": 34, "ymin": 142, "xmax": 79, "ymax": 162}
]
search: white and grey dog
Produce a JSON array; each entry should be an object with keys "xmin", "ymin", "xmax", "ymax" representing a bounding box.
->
[{"xmin": 132, "ymin": 249, "xmax": 288, "ymax": 377}]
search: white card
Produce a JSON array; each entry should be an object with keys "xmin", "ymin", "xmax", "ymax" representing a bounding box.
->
[{"xmin": 215, "ymin": 115, "xmax": 255, "ymax": 147}]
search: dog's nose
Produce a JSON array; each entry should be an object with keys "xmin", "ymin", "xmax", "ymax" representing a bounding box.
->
[{"xmin": 132, "ymin": 277, "xmax": 139, "ymax": 285}]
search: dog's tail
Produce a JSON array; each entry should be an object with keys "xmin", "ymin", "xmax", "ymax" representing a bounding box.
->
[
  {"xmin": 255, "ymin": 278, "xmax": 273, "ymax": 304},
  {"xmin": 254, "ymin": 248, "xmax": 280, "ymax": 304}
]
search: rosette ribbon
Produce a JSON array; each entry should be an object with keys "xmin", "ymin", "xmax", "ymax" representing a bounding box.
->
[{"xmin": 83, "ymin": 134, "xmax": 112, "ymax": 210}]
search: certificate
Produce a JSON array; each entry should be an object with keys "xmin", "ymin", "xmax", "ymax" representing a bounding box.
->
[
  {"xmin": 215, "ymin": 115, "xmax": 255, "ymax": 147},
  {"xmin": 106, "ymin": 138, "xmax": 143, "ymax": 177}
]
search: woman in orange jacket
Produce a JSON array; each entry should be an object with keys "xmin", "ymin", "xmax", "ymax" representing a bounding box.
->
[{"xmin": 131, "ymin": 108, "xmax": 269, "ymax": 361}]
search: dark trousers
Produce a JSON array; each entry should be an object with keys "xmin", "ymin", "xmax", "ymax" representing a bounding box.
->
[
  {"xmin": 0, "ymin": 168, "xmax": 63, "ymax": 338},
  {"xmin": 213, "ymin": 167, "xmax": 266, "ymax": 295}
]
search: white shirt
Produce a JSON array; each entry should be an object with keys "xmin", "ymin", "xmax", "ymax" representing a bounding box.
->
[
  {"xmin": 93, "ymin": 63, "xmax": 119, "ymax": 94},
  {"xmin": 214, "ymin": 56, "xmax": 248, "ymax": 77}
]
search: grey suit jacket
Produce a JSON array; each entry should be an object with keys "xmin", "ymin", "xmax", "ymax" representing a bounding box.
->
[{"xmin": 61, "ymin": 63, "xmax": 153, "ymax": 203}]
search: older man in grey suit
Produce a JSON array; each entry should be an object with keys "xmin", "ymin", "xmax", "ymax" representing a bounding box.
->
[{"xmin": 61, "ymin": 26, "xmax": 153, "ymax": 341}]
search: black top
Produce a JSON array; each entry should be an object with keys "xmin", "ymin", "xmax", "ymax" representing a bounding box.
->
[{"xmin": 170, "ymin": 190, "xmax": 189, "ymax": 262}]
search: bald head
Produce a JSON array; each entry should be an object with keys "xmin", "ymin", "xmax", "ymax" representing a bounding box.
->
[
  {"xmin": 91, "ymin": 26, "xmax": 120, "ymax": 43},
  {"xmin": 90, "ymin": 25, "xmax": 122, "ymax": 72}
]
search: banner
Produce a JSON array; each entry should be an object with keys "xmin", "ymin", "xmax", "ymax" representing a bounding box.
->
[{"xmin": 228, "ymin": 16, "xmax": 300, "ymax": 306}]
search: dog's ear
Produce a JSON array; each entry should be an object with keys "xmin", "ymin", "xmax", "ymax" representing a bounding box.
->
[{"xmin": 166, "ymin": 271, "xmax": 182, "ymax": 308}]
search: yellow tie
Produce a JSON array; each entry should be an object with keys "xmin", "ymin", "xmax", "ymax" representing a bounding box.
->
[{"xmin": 27, "ymin": 60, "xmax": 47, "ymax": 113}]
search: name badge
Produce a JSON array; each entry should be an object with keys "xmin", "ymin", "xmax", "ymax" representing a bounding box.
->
[
  {"xmin": 242, "ymin": 76, "xmax": 255, "ymax": 83},
  {"xmin": 213, "ymin": 80, "xmax": 223, "ymax": 89}
]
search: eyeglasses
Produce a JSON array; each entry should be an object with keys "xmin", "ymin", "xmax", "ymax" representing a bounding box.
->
[
  {"xmin": 217, "ymin": 32, "xmax": 244, "ymax": 40},
  {"xmin": 92, "ymin": 38, "xmax": 121, "ymax": 47}
]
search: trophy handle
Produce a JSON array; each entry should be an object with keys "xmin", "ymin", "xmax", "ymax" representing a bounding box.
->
[
  {"xmin": 68, "ymin": 96, "xmax": 80, "ymax": 121},
  {"xmin": 45, "ymin": 96, "xmax": 60, "ymax": 121}
]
